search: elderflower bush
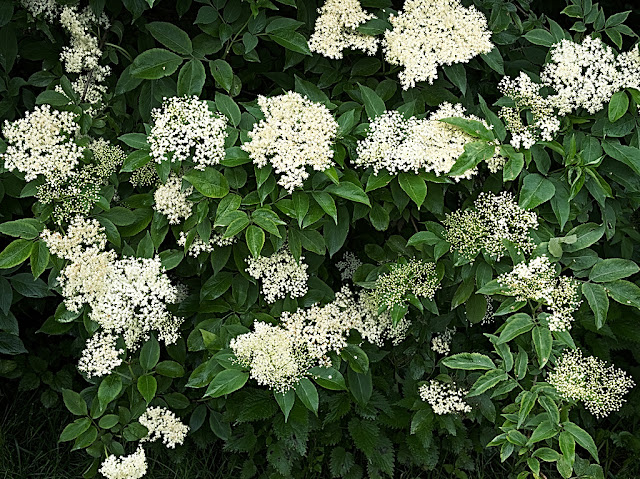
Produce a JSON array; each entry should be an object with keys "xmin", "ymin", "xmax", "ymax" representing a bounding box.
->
[{"xmin": 0, "ymin": 0, "xmax": 639, "ymax": 478}]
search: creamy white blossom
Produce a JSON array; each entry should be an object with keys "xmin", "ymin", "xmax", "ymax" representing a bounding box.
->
[
  {"xmin": 246, "ymin": 248, "xmax": 309, "ymax": 303},
  {"xmin": 154, "ymin": 174, "xmax": 193, "ymax": 225},
  {"xmin": 139, "ymin": 406, "xmax": 189, "ymax": 448},
  {"xmin": 1, "ymin": 104, "xmax": 82, "ymax": 183},
  {"xmin": 41, "ymin": 216, "xmax": 107, "ymax": 260},
  {"xmin": 336, "ymin": 251, "xmax": 362, "ymax": 281},
  {"xmin": 242, "ymin": 92, "xmax": 338, "ymax": 193},
  {"xmin": 55, "ymin": 75, "xmax": 108, "ymax": 116},
  {"xmin": 149, "ymin": 96, "xmax": 228, "ymax": 168},
  {"xmin": 21, "ymin": 0, "xmax": 58, "ymax": 20},
  {"xmin": 356, "ymin": 103, "xmax": 503, "ymax": 178},
  {"xmin": 548, "ymin": 349, "xmax": 635, "ymax": 418},
  {"xmin": 177, "ymin": 231, "xmax": 236, "ymax": 257},
  {"xmin": 99, "ymin": 446, "xmax": 147, "ymax": 479},
  {"xmin": 419, "ymin": 380, "xmax": 472, "ymax": 415},
  {"xmin": 78, "ymin": 332, "xmax": 124, "ymax": 378},
  {"xmin": 308, "ymin": 0, "xmax": 378, "ymax": 59},
  {"xmin": 383, "ymin": 0, "xmax": 493, "ymax": 89},
  {"xmin": 373, "ymin": 259, "xmax": 440, "ymax": 312},
  {"xmin": 431, "ymin": 327, "xmax": 455, "ymax": 355}
]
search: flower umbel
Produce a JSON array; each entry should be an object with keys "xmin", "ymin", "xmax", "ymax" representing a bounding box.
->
[{"xmin": 419, "ymin": 380, "xmax": 472, "ymax": 415}]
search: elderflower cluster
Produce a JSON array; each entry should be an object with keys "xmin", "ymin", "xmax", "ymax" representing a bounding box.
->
[
  {"xmin": 232, "ymin": 287, "xmax": 410, "ymax": 391},
  {"xmin": 78, "ymin": 332, "xmax": 124, "ymax": 378},
  {"xmin": 139, "ymin": 406, "xmax": 189, "ymax": 448},
  {"xmin": 149, "ymin": 96, "xmax": 228, "ymax": 168},
  {"xmin": 99, "ymin": 446, "xmax": 147, "ymax": 479},
  {"xmin": 21, "ymin": 0, "xmax": 58, "ymax": 20},
  {"xmin": 43, "ymin": 218, "xmax": 182, "ymax": 376},
  {"xmin": 548, "ymin": 349, "xmax": 635, "ymax": 418},
  {"xmin": 177, "ymin": 231, "xmax": 236, "ymax": 257},
  {"xmin": 444, "ymin": 192, "xmax": 538, "ymax": 261},
  {"xmin": 154, "ymin": 175, "xmax": 193, "ymax": 225},
  {"xmin": 242, "ymin": 92, "xmax": 338, "ymax": 193},
  {"xmin": 88, "ymin": 139, "xmax": 126, "ymax": 180},
  {"xmin": 130, "ymin": 163, "xmax": 158, "ymax": 188},
  {"xmin": 246, "ymin": 248, "xmax": 309, "ymax": 303},
  {"xmin": 59, "ymin": 6, "xmax": 110, "ymax": 81},
  {"xmin": 382, "ymin": 0, "xmax": 493, "ymax": 89},
  {"xmin": 499, "ymin": 73, "xmax": 561, "ymax": 149},
  {"xmin": 373, "ymin": 259, "xmax": 440, "ymax": 312},
  {"xmin": 497, "ymin": 255, "xmax": 581, "ymax": 331},
  {"xmin": 1, "ymin": 104, "xmax": 82, "ymax": 183},
  {"xmin": 308, "ymin": 0, "xmax": 378, "ymax": 59},
  {"xmin": 356, "ymin": 104, "xmax": 504, "ymax": 178},
  {"xmin": 55, "ymin": 76, "xmax": 108, "ymax": 115},
  {"xmin": 431, "ymin": 327, "xmax": 455, "ymax": 355},
  {"xmin": 541, "ymin": 36, "xmax": 640, "ymax": 115},
  {"xmin": 336, "ymin": 251, "xmax": 362, "ymax": 281},
  {"xmin": 419, "ymin": 380, "xmax": 472, "ymax": 415}
]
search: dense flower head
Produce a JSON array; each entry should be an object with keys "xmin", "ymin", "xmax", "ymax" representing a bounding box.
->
[
  {"xmin": 308, "ymin": 0, "xmax": 378, "ymax": 59},
  {"xmin": 419, "ymin": 380, "xmax": 472, "ymax": 415},
  {"xmin": 499, "ymin": 73, "xmax": 561, "ymax": 149},
  {"xmin": 78, "ymin": 332, "xmax": 124, "ymax": 378},
  {"xmin": 242, "ymin": 92, "xmax": 338, "ymax": 193},
  {"xmin": 130, "ymin": 163, "xmax": 158, "ymax": 188},
  {"xmin": 1, "ymin": 104, "xmax": 83, "ymax": 183},
  {"xmin": 99, "ymin": 446, "xmax": 147, "ymax": 479},
  {"xmin": 356, "ymin": 103, "xmax": 503, "ymax": 178},
  {"xmin": 541, "ymin": 36, "xmax": 640, "ymax": 115},
  {"xmin": 41, "ymin": 216, "xmax": 107, "ymax": 260},
  {"xmin": 21, "ymin": 0, "xmax": 58, "ymax": 20},
  {"xmin": 246, "ymin": 247, "xmax": 309, "ymax": 303},
  {"xmin": 444, "ymin": 192, "xmax": 538, "ymax": 261},
  {"xmin": 383, "ymin": 0, "xmax": 493, "ymax": 89},
  {"xmin": 177, "ymin": 231, "xmax": 236, "ymax": 257},
  {"xmin": 431, "ymin": 327, "xmax": 455, "ymax": 355},
  {"xmin": 139, "ymin": 406, "xmax": 189, "ymax": 448},
  {"xmin": 373, "ymin": 259, "xmax": 440, "ymax": 311},
  {"xmin": 149, "ymin": 96, "xmax": 228, "ymax": 168},
  {"xmin": 497, "ymin": 255, "xmax": 581, "ymax": 331},
  {"xmin": 336, "ymin": 251, "xmax": 363, "ymax": 281},
  {"xmin": 548, "ymin": 349, "xmax": 635, "ymax": 418},
  {"xmin": 154, "ymin": 174, "xmax": 193, "ymax": 225}
]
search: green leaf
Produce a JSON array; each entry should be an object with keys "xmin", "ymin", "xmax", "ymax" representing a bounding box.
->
[
  {"xmin": 527, "ymin": 420, "xmax": 558, "ymax": 445},
  {"xmin": 608, "ymin": 91, "xmax": 629, "ymax": 122},
  {"xmin": 121, "ymin": 150, "xmax": 151, "ymax": 173},
  {"xmin": 98, "ymin": 375, "xmax": 122, "ymax": 409},
  {"xmin": 137, "ymin": 375, "xmax": 157, "ymax": 404},
  {"xmin": 524, "ymin": 29, "xmax": 556, "ymax": 46},
  {"xmin": 309, "ymin": 366, "xmax": 347, "ymax": 391},
  {"xmin": 358, "ymin": 84, "xmax": 385, "ymax": 119},
  {"xmin": 62, "ymin": 389, "xmax": 87, "ymax": 416},
  {"xmin": 30, "ymin": 241, "xmax": 49, "ymax": 278},
  {"xmin": 268, "ymin": 30, "xmax": 311, "ymax": 55},
  {"xmin": 347, "ymin": 368, "xmax": 373, "ymax": 406},
  {"xmin": 140, "ymin": 335, "xmax": 160, "ymax": 371},
  {"xmin": 156, "ymin": 360, "xmax": 185, "ymax": 377},
  {"xmin": 518, "ymin": 391, "xmax": 537, "ymax": 428},
  {"xmin": 210, "ymin": 59, "xmax": 233, "ymax": 92},
  {"xmin": 519, "ymin": 174, "xmax": 556, "ymax": 209},
  {"xmin": 35, "ymin": 90, "xmax": 71, "ymax": 106},
  {"xmin": 146, "ymin": 22, "xmax": 193, "ymax": 55},
  {"xmin": 325, "ymin": 182, "xmax": 370, "ymax": 206},
  {"xmin": 559, "ymin": 431, "xmax": 576, "ymax": 466},
  {"xmin": 439, "ymin": 117, "xmax": 494, "ymax": 141},
  {"xmin": 184, "ymin": 167, "xmax": 230, "ymax": 198},
  {"xmin": 312, "ymin": 192, "xmax": 337, "ymax": 223},
  {"xmin": 398, "ymin": 173, "xmax": 427, "ymax": 208},
  {"xmin": 604, "ymin": 280, "xmax": 640, "ymax": 309},
  {"xmin": 59, "ymin": 418, "xmax": 91, "ymax": 442},
  {"xmin": 0, "ymin": 218, "xmax": 43, "ymax": 239},
  {"xmin": 563, "ymin": 223, "xmax": 605, "ymax": 252},
  {"xmin": 532, "ymin": 326, "xmax": 553, "ymax": 367},
  {"xmin": 589, "ymin": 258, "xmax": 639, "ymax": 282},
  {"xmin": 539, "ymin": 395, "xmax": 560, "ymax": 425},
  {"xmin": 563, "ymin": 422, "xmax": 599, "ymax": 462},
  {"xmin": 356, "ymin": 17, "xmax": 391, "ymax": 35},
  {"xmin": 98, "ymin": 415, "xmax": 120, "ymax": 429},
  {"xmin": 274, "ymin": 389, "xmax": 295, "ymax": 422},
  {"xmin": 292, "ymin": 191, "xmax": 309, "ymax": 227},
  {"xmin": 442, "ymin": 352, "xmax": 496, "ymax": 370},
  {"xmin": 295, "ymin": 377, "xmax": 319, "ymax": 415},
  {"xmin": 177, "ymin": 59, "xmax": 206, "ymax": 96},
  {"xmin": 448, "ymin": 141, "xmax": 497, "ymax": 177},
  {"xmin": 201, "ymin": 271, "xmax": 233, "ymax": 301},
  {"xmin": 497, "ymin": 313, "xmax": 534, "ymax": 344},
  {"xmin": 467, "ymin": 369, "xmax": 508, "ymax": 397},
  {"xmin": 0, "ymin": 239, "xmax": 33, "ymax": 269},
  {"xmin": 245, "ymin": 225, "xmax": 265, "ymax": 257},
  {"xmin": 341, "ymin": 344, "xmax": 369, "ymax": 373},
  {"xmin": 602, "ymin": 140, "xmax": 640, "ymax": 175},
  {"xmin": 581, "ymin": 282, "xmax": 609, "ymax": 328},
  {"xmin": 118, "ymin": 133, "xmax": 149, "ymax": 150},
  {"xmin": 205, "ymin": 369, "xmax": 249, "ymax": 397},
  {"xmin": 215, "ymin": 92, "xmax": 241, "ymax": 127},
  {"xmin": 130, "ymin": 48, "xmax": 183, "ymax": 79}
]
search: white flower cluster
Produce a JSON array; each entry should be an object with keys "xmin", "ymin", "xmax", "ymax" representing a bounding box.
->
[
  {"xmin": 419, "ymin": 380, "xmax": 472, "ymax": 415},
  {"xmin": 382, "ymin": 0, "xmax": 493, "ymax": 89},
  {"xmin": 499, "ymin": 73, "xmax": 561, "ymax": 149},
  {"xmin": 308, "ymin": 0, "xmax": 378, "ymax": 59},
  {"xmin": 59, "ymin": 5, "xmax": 110, "ymax": 82},
  {"xmin": 541, "ymin": 37, "xmax": 640, "ymax": 115},
  {"xmin": 99, "ymin": 446, "xmax": 147, "ymax": 479},
  {"xmin": 246, "ymin": 248, "xmax": 309, "ymax": 303},
  {"xmin": 78, "ymin": 332, "xmax": 124, "ymax": 378},
  {"xmin": 130, "ymin": 163, "xmax": 158, "ymax": 188},
  {"xmin": 55, "ymin": 76, "xmax": 108, "ymax": 115},
  {"xmin": 177, "ymin": 231, "xmax": 236, "ymax": 257},
  {"xmin": 232, "ymin": 287, "xmax": 409, "ymax": 391},
  {"xmin": 1, "ymin": 104, "xmax": 82, "ymax": 183},
  {"xmin": 88, "ymin": 138, "xmax": 126, "ymax": 181},
  {"xmin": 21, "ymin": 0, "xmax": 58, "ymax": 20},
  {"xmin": 356, "ymin": 103, "xmax": 503, "ymax": 178},
  {"xmin": 242, "ymin": 92, "xmax": 338, "ymax": 193},
  {"xmin": 139, "ymin": 406, "xmax": 189, "ymax": 449},
  {"xmin": 444, "ymin": 192, "xmax": 538, "ymax": 261},
  {"xmin": 336, "ymin": 251, "xmax": 363, "ymax": 281},
  {"xmin": 548, "ymin": 349, "xmax": 635, "ymax": 418},
  {"xmin": 149, "ymin": 96, "xmax": 228, "ymax": 168},
  {"xmin": 373, "ymin": 258, "xmax": 440, "ymax": 312},
  {"xmin": 42, "ymin": 217, "xmax": 182, "ymax": 377},
  {"xmin": 497, "ymin": 255, "xmax": 581, "ymax": 331},
  {"xmin": 431, "ymin": 327, "xmax": 455, "ymax": 355},
  {"xmin": 154, "ymin": 174, "xmax": 193, "ymax": 225}
]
